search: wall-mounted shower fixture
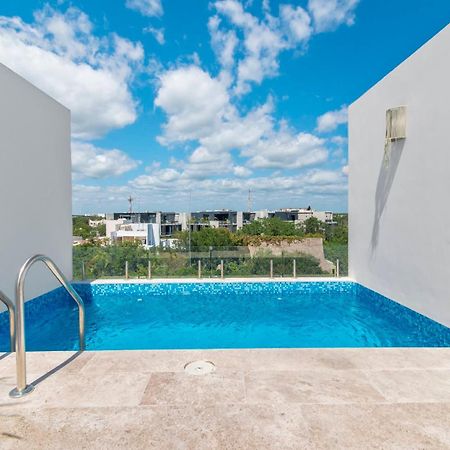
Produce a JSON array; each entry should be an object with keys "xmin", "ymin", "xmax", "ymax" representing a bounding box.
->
[{"xmin": 384, "ymin": 106, "xmax": 406, "ymax": 166}]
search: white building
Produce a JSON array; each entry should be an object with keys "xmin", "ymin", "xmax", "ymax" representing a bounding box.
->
[
  {"xmin": 267, "ymin": 208, "xmax": 335, "ymax": 225},
  {"xmin": 349, "ymin": 24, "xmax": 450, "ymax": 327},
  {"xmin": 296, "ymin": 210, "xmax": 334, "ymax": 224},
  {"xmin": 88, "ymin": 219, "xmax": 106, "ymax": 228},
  {"xmin": 105, "ymin": 218, "xmax": 127, "ymax": 239},
  {"xmin": 254, "ymin": 209, "xmax": 269, "ymax": 220},
  {"xmin": 106, "ymin": 219, "xmax": 161, "ymax": 248}
]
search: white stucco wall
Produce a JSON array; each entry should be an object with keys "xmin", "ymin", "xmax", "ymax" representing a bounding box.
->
[
  {"xmin": 349, "ymin": 25, "xmax": 450, "ymax": 327},
  {"xmin": 0, "ymin": 63, "xmax": 72, "ymax": 304}
]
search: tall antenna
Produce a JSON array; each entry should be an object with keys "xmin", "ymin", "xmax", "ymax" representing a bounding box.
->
[
  {"xmin": 247, "ymin": 189, "xmax": 253, "ymax": 212},
  {"xmin": 128, "ymin": 195, "xmax": 134, "ymax": 214}
]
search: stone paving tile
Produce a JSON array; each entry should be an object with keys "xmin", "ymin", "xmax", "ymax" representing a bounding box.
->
[
  {"xmin": 0, "ymin": 371, "xmax": 53, "ymax": 410},
  {"xmin": 141, "ymin": 371, "xmax": 246, "ymax": 406},
  {"xmin": 2, "ymin": 403, "xmax": 449, "ymax": 450},
  {"xmin": 0, "ymin": 353, "xmax": 13, "ymax": 376},
  {"xmin": 301, "ymin": 403, "xmax": 450, "ymax": 449},
  {"xmin": 245, "ymin": 369, "xmax": 386, "ymax": 405},
  {"xmin": 80, "ymin": 348, "xmax": 360, "ymax": 376},
  {"xmin": 0, "ymin": 351, "xmax": 93, "ymax": 377},
  {"xmin": 364, "ymin": 369, "xmax": 450, "ymax": 403},
  {"xmin": 1, "ymin": 370, "xmax": 151, "ymax": 410},
  {"xmin": 0, "ymin": 404, "xmax": 314, "ymax": 450},
  {"xmin": 342, "ymin": 347, "xmax": 450, "ymax": 370},
  {"xmin": 253, "ymin": 348, "xmax": 359, "ymax": 370},
  {"xmin": 80, "ymin": 349, "xmax": 252, "ymax": 375}
]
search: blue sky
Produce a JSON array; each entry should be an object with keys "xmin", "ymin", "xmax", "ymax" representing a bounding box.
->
[{"xmin": 1, "ymin": 1, "xmax": 449, "ymax": 214}]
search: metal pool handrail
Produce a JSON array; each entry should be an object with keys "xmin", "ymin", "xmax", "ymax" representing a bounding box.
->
[
  {"xmin": 0, "ymin": 290, "xmax": 15, "ymax": 352},
  {"xmin": 9, "ymin": 255, "xmax": 85, "ymax": 398}
]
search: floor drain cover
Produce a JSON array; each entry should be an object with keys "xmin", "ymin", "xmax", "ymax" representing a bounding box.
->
[{"xmin": 184, "ymin": 360, "xmax": 216, "ymax": 375}]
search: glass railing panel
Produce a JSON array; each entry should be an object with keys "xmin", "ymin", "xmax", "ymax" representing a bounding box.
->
[
  {"xmin": 73, "ymin": 241, "xmax": 348, "ymax": 280},
  {"xmin": 323, "ymin": 242, "xmax": 348, "ymax": 277}
]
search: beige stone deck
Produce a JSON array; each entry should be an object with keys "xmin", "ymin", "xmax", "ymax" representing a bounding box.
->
[{"xmin": 1, "ymin": 348, "xmax": 450, "ymax": 449}]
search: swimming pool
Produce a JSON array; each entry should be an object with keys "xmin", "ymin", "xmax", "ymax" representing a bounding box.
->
[{"xmin": 1, "ymin": 281, "xmax": 449, "ymax": 351}]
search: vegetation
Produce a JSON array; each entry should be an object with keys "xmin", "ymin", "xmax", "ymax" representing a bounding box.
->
[
  {"xmin": 73, "ymin": 241, "xmax": 198, "ymax": 279},
  {"xmin": 323, "ymin": 214, "xmax": 348, "ymax": 274},
  {"xmin": 303, "ymin": 217, "xmax": 322, "ymax": 234},
  {"xmin": 324, "ymin": 213, "xmax": 348, "ymax": 244},
  {"xmin": 240, "ymin": 217, "xmax": 304, "ymax": 237},
  {"xmin": 175, "ymin": 227, "xmax": 236, "ymax": 250},
  {"xmin": 72, "ymin": 214, "xmax": 348, "ymax": 279},
  {"xmin": 72, "ymin": 215, "xmax": 105, "ymax": 239}
]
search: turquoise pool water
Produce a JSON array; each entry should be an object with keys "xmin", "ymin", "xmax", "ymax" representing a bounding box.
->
[{"xmin": 0, "ymin": 281, "xmax": 449, "ymax": 351}]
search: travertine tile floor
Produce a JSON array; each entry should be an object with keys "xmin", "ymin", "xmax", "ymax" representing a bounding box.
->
[{"xmin": 0, "ymin": 348, "xmax": 449, "ymax": 449}]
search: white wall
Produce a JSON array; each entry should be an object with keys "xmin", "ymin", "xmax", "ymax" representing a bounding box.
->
[
  {"xmin": 349, "ymin": 25, "xmax": 450, "ymax": 327},
  {"xmin": 0, "ymin": 63, "xmax": 72, "ymax": 304}
]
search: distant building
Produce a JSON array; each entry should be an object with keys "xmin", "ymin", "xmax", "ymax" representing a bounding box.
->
[
  {"xmin": 269, "ymin": 208, "xmax": 335, "ymax": 225},
  {"xmin": 105, "ymin": 212, "xmax": 182, "ymax": 238},
  {"xmin": 108, "ymin": 222, "xmax": 161, "ymax": 248},
  {"xmin": 103, "ymin": 207, "xmax": 336, "ymax": 247},
  {"xmin": 88, "ymin": 218, "xmax": 105, "ymax": 228},
  {"xmin": 189, "ymin": 210, "xmax": 255, "ymax": 232}
]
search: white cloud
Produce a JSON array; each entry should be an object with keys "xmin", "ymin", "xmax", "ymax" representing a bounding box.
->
[
  {"xmin": 307, "ymin": 0, "xmax": 359, "ymax": 32},
  {"xmin": 280, "ymin": 4, "xmax": 312, "ymax": 44},
  {"xmin": 198, "ymin": 100, "xmax": 273, "ymax": 154},
  {"xmin": 72, "ymin": 163, "xmax": 347, "ymax": 212},
  {"xmin": 144, "ymin": 26, "xmax": 165, "ymax": 44},
  {"xmin": 141, "ymin": 1, "xmax": 355, "ymax": 209},
  {"xmin": 331, "ymin": 135, "xmax": 347, "ymax": 145},
  {"xmin": 185, "ymin": 147, "xmax": 233, "ymax": 178},
  {"xmin": 72, "ymin": 141, "xmax": 139, "ymax": 179},
  {"xmin": 0, "ymin": 6, "xmax": 143, "ymax": 139},
  {"xmin": 316, "ymin": 106, "xmax": 348, "ymax": 133},
  {"xmin": 154, "ymin": 65, "xmax": 230, "ymax": 143},
  {"xmin": 125, "ymin": 0, "xmax": 163, "ymax": 17},
  {"xmin": 342, "ymin": 165, "xmax": 349, "ymax": 176},
  {"xmin": 303, "ymin": 168, "xmax": 345, "ymax": 185},
  {"xmin": 130, "ymin": 166, "xmax": 347, "ymax": 202},
  {"xmin": 209, "ymin": 0, "xmax": 359, "ymax": 95},
  {"xmin": 213, "ymin": 0, "xmax": 301, "ymax": 95},
  {"xmin": 73, "ymin": 184, "xmax": 133, "ymax": 213},
  {"xmin": 154, "ymin": 65, "xmax": 330, "ymax": 178},
  {"xmin": 208, "ymin": 15, "xmax": 238, "ymax": 81},
  {"xmin": 233, "ymin": 165, "xmax": 252, "ymax": 177},
  {"xmin": 244, "ymin": 128, "xmax": 328, "ymax": 169}
]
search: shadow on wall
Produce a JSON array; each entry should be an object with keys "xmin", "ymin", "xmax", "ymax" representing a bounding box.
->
[{"xmin": 371, "ymin": 139, "xmax": 405, "ymax": 252}]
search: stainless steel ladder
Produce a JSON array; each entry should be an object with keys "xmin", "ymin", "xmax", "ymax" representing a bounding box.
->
[
  {"xmin": 0, "ymin": 290, "xmax": 15, "ymax": 352},
  {"xmin": 9, "ymin": 254, "xmax": 86, "ymax": 398}
]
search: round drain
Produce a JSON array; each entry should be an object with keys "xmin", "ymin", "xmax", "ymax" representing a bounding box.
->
[{"xmin": 184, "ymin": 360, "xmax": 216, "ymax": 375}]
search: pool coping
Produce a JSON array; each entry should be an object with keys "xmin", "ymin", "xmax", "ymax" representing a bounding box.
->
[{"xmin": 77, "ymin": 276, "xmax": 353, "ymax": 284}]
